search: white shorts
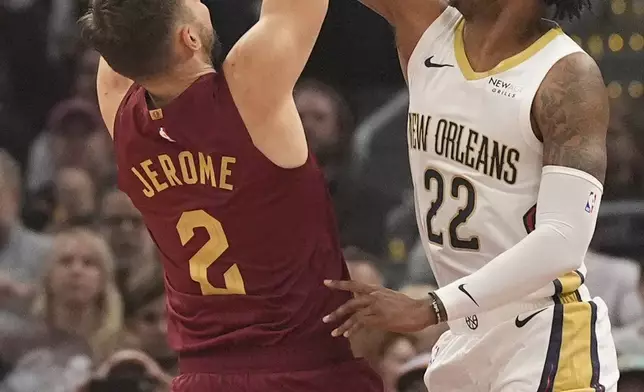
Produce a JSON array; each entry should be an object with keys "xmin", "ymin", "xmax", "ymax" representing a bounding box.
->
[{"xmin": 425, "ymin": 291, "xmax": 619, "ymax": 392}]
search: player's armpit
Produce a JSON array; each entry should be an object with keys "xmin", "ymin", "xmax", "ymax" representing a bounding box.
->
[
  {"xmin": 533, "ymin": 52, "xmax": 609, "ymax": 184},
  {"xmin": 96, "ymin": 57, "xmax": 134, "ymax": 138}
]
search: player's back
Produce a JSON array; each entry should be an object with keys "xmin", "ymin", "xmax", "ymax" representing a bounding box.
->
[{"xmin": 113, "ymin": 72, "xmax": 355, "ymax": 372}]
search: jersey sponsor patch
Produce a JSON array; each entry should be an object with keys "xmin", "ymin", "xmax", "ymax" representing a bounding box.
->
[{"xmin": 585, "ymin": 192, "xmax": 597, "ymax": 213}]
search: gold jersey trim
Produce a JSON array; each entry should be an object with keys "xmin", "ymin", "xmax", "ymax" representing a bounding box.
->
[{"xmin": 454, "ymin": 19, "xmax": 563, "ymax": 81}]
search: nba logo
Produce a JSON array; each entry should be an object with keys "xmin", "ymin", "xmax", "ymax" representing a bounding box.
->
[{"xmin": 585, "ymin": 192, "xmax": 596, "ymax": 213}]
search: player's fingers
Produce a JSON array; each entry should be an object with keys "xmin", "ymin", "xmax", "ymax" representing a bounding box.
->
[
  {"xmin": 342, "ymin": 321, "xmax": 364, "ymax": 338},
  {"xmin": 322, "ymin": 296, "xmax": 372, "ymax": 324},
  {"xmin": 324, "ymin": 280, "xmax": 377, "ymax": 295},
  {"xmin": 332, "ymin": 308, "xmax": 370, "ymax": 337},
  {"xmin": 332, "ymin": 315, "xmax": 357, "ymax": 337}
]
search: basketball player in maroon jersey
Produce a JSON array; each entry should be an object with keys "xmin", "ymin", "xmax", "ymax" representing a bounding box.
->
[{"xmin": 78, "ymin": 0, "xmax": 383, "ymax": 391}]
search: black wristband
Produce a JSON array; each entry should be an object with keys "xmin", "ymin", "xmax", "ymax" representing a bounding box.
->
[{"xmin": 428, "ymin": 292, "xmax": 448, "ymax": 323}]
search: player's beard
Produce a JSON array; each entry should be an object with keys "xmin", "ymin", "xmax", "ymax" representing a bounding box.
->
[{"xmin": 199, "ymin": 24, "xmax": 218, "ymax": 66}]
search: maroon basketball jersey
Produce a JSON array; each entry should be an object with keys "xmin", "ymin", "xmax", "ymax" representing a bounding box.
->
[{"xmin": 113, "ymin": 73, "xmax": 355, "ymax": 372}]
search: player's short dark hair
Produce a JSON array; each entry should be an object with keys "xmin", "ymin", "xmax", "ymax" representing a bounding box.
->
[
  {"xmin": 78, "ymin": 0, "xmax": 187, "ymax": 80},
  {"xmin": 544, "ymin": 0, "xmax": 592, "ymax": 20}
]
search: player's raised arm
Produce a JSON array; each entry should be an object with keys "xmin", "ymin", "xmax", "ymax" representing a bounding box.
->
[
  {"xmin": 356, "ymin": 0, "xmax": 446, "ymax": 79},
  {"xmin": 223, "ymin": 0, "xmax": 329, "ymax": 168},
  {"xmin": 78, "ymin": 14, "xmax": 133, "ymax": 138},
  {"xmin": 95, "ymin": 57, "xmax": 134, "ymax": 137},
  {"xmin": 225, "ymin": 0, "xmax": 328, "ymax": 100}
]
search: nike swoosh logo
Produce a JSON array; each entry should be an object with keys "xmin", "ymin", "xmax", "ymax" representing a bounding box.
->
[
  {"xmin": 515, "ymin": 308, "xmax": 547, "ymax": 328},
  {"xmin": 425, "ymin": 56, "xmax": 454, "ymax": 68},
  {"xmin": 458, "ymin": 284, "xmax": 479, "ymax": 306}
]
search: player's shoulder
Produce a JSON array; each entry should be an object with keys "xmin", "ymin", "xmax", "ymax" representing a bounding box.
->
[
  {"xmin": 544, "ymin": 50, "xmax": 604, "ymax": 87},
  {"xmin": 535, "ymin": 51, "xmax": 606, "ymax": 115}
]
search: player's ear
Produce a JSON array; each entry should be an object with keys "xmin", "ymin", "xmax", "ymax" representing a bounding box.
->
[{"xmin": 179, "ymin": 26, "xmax": 201, "ymax": 52}]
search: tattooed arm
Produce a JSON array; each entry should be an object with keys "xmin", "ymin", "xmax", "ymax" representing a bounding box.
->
[{"xmin": 534, "ymin": 52, "xmax": 609, "ymax": 183}]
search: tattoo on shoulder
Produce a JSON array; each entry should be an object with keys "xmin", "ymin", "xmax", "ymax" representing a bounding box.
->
[{"xmin": 534, "ymin": 52, "xmax": 609, "ymax": 184}]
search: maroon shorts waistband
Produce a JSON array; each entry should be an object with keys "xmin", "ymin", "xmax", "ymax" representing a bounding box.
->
[{"xmin": 178, "ymin": 338, "xmax": 355, "ymax": 374}]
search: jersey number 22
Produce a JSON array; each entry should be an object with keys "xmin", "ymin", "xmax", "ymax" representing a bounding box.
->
[{"xmin": 425, "ymin": 168, "xmax": 480, "ymax": 251}]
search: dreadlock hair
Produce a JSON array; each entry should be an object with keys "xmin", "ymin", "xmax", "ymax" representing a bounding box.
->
[{"xmin": 544, "ymin": 0, "xmax": 592, "ymax": 20}]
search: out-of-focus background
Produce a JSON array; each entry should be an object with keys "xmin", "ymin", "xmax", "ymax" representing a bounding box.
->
[{"xmin": 0, "ymin": 1, "xmax": 642, "ymax": 391}]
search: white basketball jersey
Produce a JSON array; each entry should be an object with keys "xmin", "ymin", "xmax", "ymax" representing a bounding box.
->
[{"xmin": 407, "ymin": 7, "xmax": 587, "ymax": 296}]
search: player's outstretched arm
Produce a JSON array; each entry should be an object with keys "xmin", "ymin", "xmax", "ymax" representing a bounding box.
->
[
  {"xmin": 357, "ymin": 0, "xmax": 446, "ymax": 79},
  {"xmin": 323, "ymin": 53, "xmax": 609, "ymax": 333},
  {"xmin": 223, "ymin": 0, "xmax": 329, "ymax": 168},
  {"xmin": 95, "ymin": 57, "xmax": 134, "ymax": 138}
]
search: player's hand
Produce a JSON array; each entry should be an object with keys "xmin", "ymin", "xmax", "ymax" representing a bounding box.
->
[{"xmin": 323, "ymin": 280, "xmax": 437, "ymax": 337}]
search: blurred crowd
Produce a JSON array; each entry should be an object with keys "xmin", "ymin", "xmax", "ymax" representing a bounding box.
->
[{"xmin": 0, "ymin": 1, "xmax": 643, "ymax": 392}]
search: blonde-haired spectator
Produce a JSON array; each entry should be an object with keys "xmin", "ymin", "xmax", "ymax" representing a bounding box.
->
[{"xmin": 31, "ymin": 227, "xmax": 123, "ymax": 362}]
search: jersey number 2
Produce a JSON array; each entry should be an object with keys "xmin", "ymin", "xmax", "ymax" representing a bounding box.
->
[
  {"xmin": 425, "ymin": 168, "xmax": 480, "ymax": 251},
  {"xmin": 177, "ymin": 210, "xmax": 246, "ymax": 295}
]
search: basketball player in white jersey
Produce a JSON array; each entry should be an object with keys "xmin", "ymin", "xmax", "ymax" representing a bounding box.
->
[{"xmin": 323, "ymin": 0, "xmax": 620, "ymax": 391}]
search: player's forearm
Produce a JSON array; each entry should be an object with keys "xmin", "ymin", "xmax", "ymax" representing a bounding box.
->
[{"xmin": 433, "ymin": 166, "xmax": 603, "ymax": 322}]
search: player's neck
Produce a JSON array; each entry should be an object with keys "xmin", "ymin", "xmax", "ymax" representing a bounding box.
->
[
  {"xmin": 143, "ymin": 60, "xmax": 215, "ymax": 108},
  {"xmin": 461, "ymin": 4, "xmax": 547, "ymax": 71}
]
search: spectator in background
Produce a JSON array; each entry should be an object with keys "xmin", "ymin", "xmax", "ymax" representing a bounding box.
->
[
  {"xmin": 613, "ymin": 257, "xmax": 644, "ymax": 356},
  {"xmin": 378, "ymin": 333, "xmax": 417, "ymax": 392},
  {"xmin": 120, "ymin": 281, "xmax": 176, "ymax": 374},
  {"xmin": 70, "ymin": 48, "xmax": 100, "ymax": 103},
  {"xmin": 344, "ymin": 247, "xmax": 385, "ymax": 287},
  {"xmin": 99, "ymin": 190, "xmax": 161, "ymax": 294},
  {"xmin": 0, "ymin": 336, "xmax": 92, "ymax": 392},
  {"xmin": 295, "ymin": 79, "xmax": 354, "ymax": 185},
  {"xmin": 26, "ymin": 99, "xmax": 110, "ymax": 195},
  {"xmin": 584, "ymin": 250, "xmax": 643, "ymax": 328},
  {"xmin": 404, "ymin": 242, "xmax": 437, "ymax": 288},
  {"xmin": 295, "ymin": 79, "xmax": 396, "ymax": 255},
  {"xmin": 394, "ymin": 353, "xmax": 432, "ymax": 392},
  {"xmin": 603, "ymin": 97, "xmax": 644, "ymax": 200},
  {"xmin": 0, "ymin": 150, "xmax": 51, "ymax": 286},
  {"xmin": 31, "ymin": 227, "xmax": 123, "ymax": 362},
  {"xmin": 383, "ymin": 191, "xmax": 439, "ymax": 289},
  {"xmin": 617, "ymin": 354, "xmax": 644, "ymax": 392},
  {"xmin": 79, "ymin": 349, "xmax": 172, "ymax": 392},
  {"xmin": 50, "ymin": 168, "xmax": 97, "ymax": 231}
]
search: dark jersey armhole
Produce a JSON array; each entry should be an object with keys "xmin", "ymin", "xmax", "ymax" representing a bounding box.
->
[{"xmin": 112, "ymin": 82, "xmax": 141, "ymax": 142}]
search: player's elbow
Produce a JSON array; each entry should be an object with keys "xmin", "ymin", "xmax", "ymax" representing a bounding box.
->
[{"xmin": 539, "ymin": 219, "xmax": 591, "ymax": 273}]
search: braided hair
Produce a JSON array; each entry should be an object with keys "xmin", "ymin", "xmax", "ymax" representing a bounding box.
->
[{"xmin": 544, "ymin": 0, "xmax": 592, "ymax": 20}]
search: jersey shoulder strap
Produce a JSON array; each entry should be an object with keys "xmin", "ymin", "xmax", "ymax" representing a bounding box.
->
[{"xmin": 407, "ymin": 6, "xmax": 462, "ymax": 84}]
